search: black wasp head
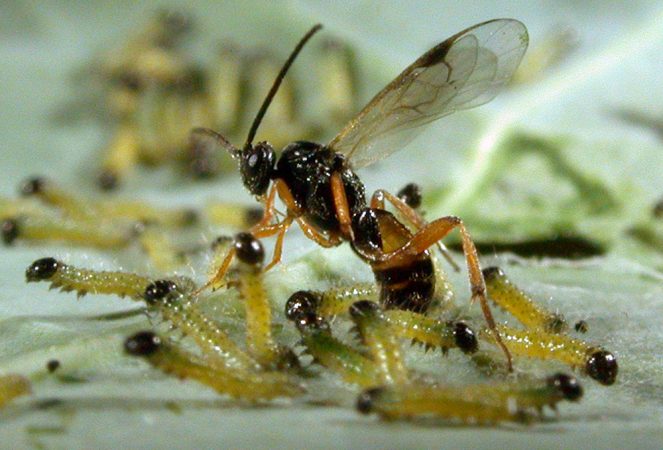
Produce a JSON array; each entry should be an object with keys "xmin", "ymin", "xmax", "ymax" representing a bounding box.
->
[{"xmin": 240, "ymin": 142, "xmax": 276, "ymax": 196}]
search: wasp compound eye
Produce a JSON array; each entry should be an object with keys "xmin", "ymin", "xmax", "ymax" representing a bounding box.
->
[
  {"xmin": 233, "ymin": 232, "xmax": 264, "ymax": 265},
  {"xmin": 285, "ymin": 291, "xmax": 320, "ymax": 321},
  {"xmin": 294, "ymin": 312, "xmax": 329, "ymax": 333},
  {"xmin": 144, "ymin": 280, "xmax": 178, "ymax": 304},
  {"xmin": 452, "ymin": 321, "xmax": 478, "ymax": 354},
  {"xmin": 396, "ymin": 183, "xmax": 422, "ymax": 209},
  {"xmin": 26, "ymin": 257, "xmax": 60, "ymax": 282},
  {"xmin": 586, "ymin": 350, "xmax": 618, "ymax": 385},
  {"xmin": 348, "ymin": 300, "xmax": 380, "ymax": 319},
  {"xmin": 548, "ymin": 373, "xmax": 583, "ymax": 401},
  {"xmin": 20, "ymin": 176, "xmax": 46, "ymax": 196},
  {"xmin": 2, "ymin": 219, "xmax": 19, "ymax": 245},
  {"xmin": 124, "ymin": 331, "xmax": 161, "ymax": 356},
  {"xmin": 240, "ymin": 142, "xmax": 275, "ymax": 196},
  {"xmin": 356, "ymin": 387, "xmax": 383, "ymax": 414}
]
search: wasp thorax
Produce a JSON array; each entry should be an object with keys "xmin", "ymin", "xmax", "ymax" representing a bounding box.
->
[{"xmin": 241, "ymin": 142, "xmax": 276, "ymax": 196}]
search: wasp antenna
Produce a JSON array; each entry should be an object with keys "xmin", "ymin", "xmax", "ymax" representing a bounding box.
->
[
  {"xmin": 244, "ymin": 24, "xmax": 323, "ymax": 148},
  {"xmin": 190, "ymin": 127, "xmax": 242, "ymax": 160}
]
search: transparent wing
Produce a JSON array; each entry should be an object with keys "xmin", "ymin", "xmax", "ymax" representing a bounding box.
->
[{"xmin": 329, "ymin": 19, "xmax": 528, "ymax": 169}]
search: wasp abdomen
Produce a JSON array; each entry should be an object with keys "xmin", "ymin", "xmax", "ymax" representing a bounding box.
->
[{"xmin": 375, "ymin": 256, "xmax": 435, "ymax": 313}]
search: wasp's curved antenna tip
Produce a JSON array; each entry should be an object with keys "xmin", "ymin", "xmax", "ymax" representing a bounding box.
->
[{"xmin": 190, "ymin": 127, "xmax": 242, "ymax": 160}]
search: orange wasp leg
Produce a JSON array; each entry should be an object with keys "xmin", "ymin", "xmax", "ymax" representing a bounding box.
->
[
  {"xmin": 371, "ymin": 189, "xmax": 460, "ymax": 272},
  {"xmin": 251, "ymin": 183, "xmax": 280, "ymax": 231},
  {"xmin": 330, "ymin": 172, "xmax": 355, "ymax": 241},
  {"xmin": 296, "ymin": 217, "xmax": 342, "ymax": 248},
  {"xmin": 261, "ymin": 216, "xmax": 294, "ymax": 272},
  {"xmin": 372, "ymin": 215, "xmax": 513, "ymax": 371}
]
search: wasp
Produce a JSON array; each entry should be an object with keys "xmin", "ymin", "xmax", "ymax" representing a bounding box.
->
[{"xmin": 192, "ymin": 20, "xmax": 528, "ymax": 368}]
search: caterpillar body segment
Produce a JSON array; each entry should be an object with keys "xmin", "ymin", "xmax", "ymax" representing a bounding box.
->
[
  {"xmin": 4, "ymin": 215, "xmax": 133, "ymax": 249},
  {"xmin": 382, "ymin": 310, "xmax": 478, "ymax": 355},
  {"xmin": 294, "ymin": 313, "xmax": 380, "ymax": 387},
  {"xmin": 482, "ymin": 325, "xmax": 618, "ymax": 385},
  {"xmin": 349, "ymin": 301, "xmax": 409, "ymax": 386},
  {"xmin": 234, "ymin": 233, "xmax": 292, "ymax": 369},
  {"xmin": 143, "ymin": 280, "xmax": 260, "ymax": 372},
  {"xmin": 483, "ymin": 266, "xmax": 567, "ymax": 333},
  {"xmin": 357, "ymin": 373, "xmax": 582, "ymax": 423},
  {"xmin": 26, "ymin": 257, "xmax": 152, "ymax": 299},
  {"xmin": 285, "ymin": 289, "xmax": 478, "ymax": 355},
  {"xmin": 125, "ymin": 331, "xmax": 303, "ymax": 401}
]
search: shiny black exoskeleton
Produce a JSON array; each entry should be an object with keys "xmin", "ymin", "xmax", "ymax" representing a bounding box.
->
[
  {"xmin": 586, "ymin": 350, "xmax": 618, "ymax": 386},
  {"xmin": 124, "ymin": 331, "xmax": 162, "ymax": 356},
  {"xmin": 25, "ymin": 257, "xmax": 60, "ymax": 281},
  {"xmin": 242, "ymin": 140, "xmax": 367, "ymax": 235},
  {"xmin": 351, "ymin": 208, "xmax": 436, "ymax": 313},
  {"xmin": 276, "ymin": 142, "xmax": 366, "ymax": 233},
  {"xmin": 233, "ymin": 232, "xmax": 265, "ymax": 266},
  {"xmin": 548, "ymin": 373, "xmax": 583, "ymax": 401},
  {"xmin": 241, "ymin": 138, "xmax": 436, "ymax": 314}
]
